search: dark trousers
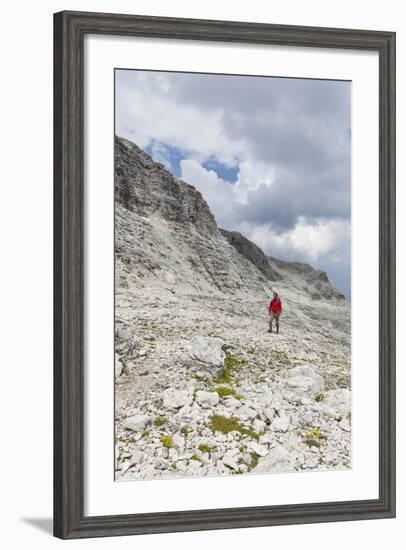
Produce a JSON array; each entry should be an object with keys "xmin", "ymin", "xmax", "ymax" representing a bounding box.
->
[{"xmin": 269, "ymin": 312, "xmax": 280, "ymax": 331}]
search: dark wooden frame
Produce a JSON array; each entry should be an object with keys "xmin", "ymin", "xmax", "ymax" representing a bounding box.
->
[{"xmin": 54, "ymin": 10, "xmax": 396, "ymax": 539}]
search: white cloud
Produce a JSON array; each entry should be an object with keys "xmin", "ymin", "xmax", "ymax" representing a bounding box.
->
[
  {"xmin": 116, "ymin": 72, "xmax": 246, "ymax": 167},
  {"xmin": 238, "ymin": 218, "xmax": 350, "ymax": 265},
  {"xmin": 180, "ymin": 159, "xmax": 236, "ymax": 227}
]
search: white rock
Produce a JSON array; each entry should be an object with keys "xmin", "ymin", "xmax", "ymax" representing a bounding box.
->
[
  {"xmin": 115, "ymin": 355, "xmax": 123, "ymax": 377},
  {"xmin": 237, "ymin": 406, "xmax": 257, "ymax": 420},
  {"xmin": 130, "ymin": 451, "xmax": 144, "ymax": 465},
  {"xmin": 253, "ymin": 419, "xmax": 266, "ymax": 433},
  {"xmin": 259, "ymin": 433, "xmax": 274, "ymax": 445},
  {"xmin": 263, "ymin": 407, "xmax": 275, "ymax": 422},
  {"xmin": 338, "ymin": 419, "xmax": 351, "ymax": 432},
  {"xmin": 162, "ymin": 388, "xmax": 193, "ymax": 409},
  {"xmin": 185, "ymin": 336, "xmax": 226, "ymax": 367},
  {"xmin": 172, "ymin": 434, "xmax": 186, "ymax": 449},
  {"xmin": 318, "ymin": 389, "xmax": 351, "ymax": 418},
  {"xmin": 283, "ymin": 365, "xmax": 324, "ymax": 403},
  {"xmin": 271, "ymin": 414, "xmax": 290, "ymax": 432},
  {"xmin": 176, "ymin": 461, "xmax": 187, "ymax": 472},
  {"xmin": 256, "ymin": 391, "xmax": 274, "ymax": 408},
  {"xmin": 222, "ymin": 453, "xmax": 239, "ymax": 470},
  {"xmin": 246, "ymin": 441, "xmax": 268, "ymax": 457},
  {"xmin": 196, "ymin": 390, "xmax": 220, "ymax": 408},
  {"xmin": 224, "ymin": 396, "xmax": 240, "ymax": 409},
  {"xmin": 120, "ymin": 461, "xmax": 131, "ymax": 474},
  {"xmin": 124, "ymin": 414, "xmax": 151, "ymax": 432},
  {"xmin": 252, "ymin": 444, "xmax": 293, "ymax": 473},
  {"xmin": 120, "ymin": 451, "xmax": 131, "ymax": 460}
]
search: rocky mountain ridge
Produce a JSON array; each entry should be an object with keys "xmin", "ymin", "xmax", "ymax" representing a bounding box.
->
[{"xmin": 220, "ymin": 229, "xmax": 345, "ymax": 301}]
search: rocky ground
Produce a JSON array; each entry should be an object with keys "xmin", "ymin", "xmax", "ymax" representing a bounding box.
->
[{"xmin": 115, "ymin": 283, "xmax": 351, "ymax": 481}]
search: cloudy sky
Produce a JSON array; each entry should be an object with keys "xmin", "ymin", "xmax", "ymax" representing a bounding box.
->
[{"xmin": 116, "ymin": 69, "xmax": 351, "ymax": 298}]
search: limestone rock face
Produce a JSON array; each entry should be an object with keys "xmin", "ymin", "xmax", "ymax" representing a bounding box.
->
[
  {"xmin": 267, "ymin": 256, "xmax": 346, "ymax": 301},
  {"xmin": 220, "ymin": 229, "xmax": 280, "ymax": 282},
  {"xmin": 115, "ymin": 136, "xmax": 271, "ymax": 295}
]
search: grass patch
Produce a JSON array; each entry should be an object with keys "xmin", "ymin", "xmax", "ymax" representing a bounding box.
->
[
  {"xmin": 160, "ymin": 435, "xmax": 173, "ymax": 449},
  {"xmin": 213, "ymin": 385, "xmax": 242, "ymax": 400},
  {"xmin": 238, "ymin": 452, "xmax": 261, "ymax": 472},
  {"xmin": 180, "ymin": 426, "xmax": 190, "ymax": 437},
  {"xmin": 214, "ymin": 354, "xmax": 242, "ymax": 385},
  {"xmin": 190, "ymin": 454, "xmax": 202, "ymax": 462},
  {"xmin": 315, "ymin": 393, "xmax": 324, "ymax": 402},
  {"xmin": 301, "ymin": 426, "xmax": 326, "ymax": 448},
  {"xmin": 209, "ymin": 414, "xmax": 259, "ymax": 441},
  {"xmin": 249, "ymin": 452, "xmax": 260, "ymax": 470},
  {"xmin": 197, "ymin": 443, "xmax": 215, "ymax": 453},
  {"xmin": 141, "ymin": 430, "xmax": 150, "ymax": 438},
  {"xmin": 268, "ymin": 350, "xmax": 292, "ymax": 367},
  {"xmin": 153, "ymin": 416, "xmax": 166, "ymax": 427},
  {"xmin": 193, "ymin": 374, "xmax": 209, "ymax": 384}
]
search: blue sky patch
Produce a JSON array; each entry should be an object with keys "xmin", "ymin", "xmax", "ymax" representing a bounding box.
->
[
  {"xmin": 202, "ymin": 158, "xmax": 239, "ymax": 184},
  {"xmin": 145, "ymin": 141, "xmax": 185, "ymax": 178}
]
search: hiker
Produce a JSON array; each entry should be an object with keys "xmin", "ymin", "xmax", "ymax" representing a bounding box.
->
[{"xmin": 268, "ymin": 291, "xmax": 282, "ymax": 334}]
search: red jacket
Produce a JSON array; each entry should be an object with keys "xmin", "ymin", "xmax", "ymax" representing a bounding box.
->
[{"xmin": 269, "ymin": 297, "xmax": 282, "ymax": 314}]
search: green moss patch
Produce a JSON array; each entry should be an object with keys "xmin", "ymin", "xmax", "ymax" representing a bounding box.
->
[
  {"xmin": 153, "ymin": 416, "xmax": 166, "ymax": 427},
  {"xmin": 213, "ymin": 385, "xmax": 242, "ymax": 400},
  {"xmin": 160, "ymin": 435, "xmax": 173, "ymax": 449},
  {"xmin": 197, "ymin": 443, "xmax": 215, "ymax": 453},
  {"xmin": 214, "ymin": 354, "xmax": 242, "ymax": 385},
  {"xmin": 301, "ymin": 426, "xmax": 326, "ymax": 448},
  {"xmin": 209, "ymin": 414, "xmax": 259, "ymax": 441}
]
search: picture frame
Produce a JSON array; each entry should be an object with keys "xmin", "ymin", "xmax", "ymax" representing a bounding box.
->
[{"xmin": 54, "ymin": 10, "xmax": 396, "ymax": 539}]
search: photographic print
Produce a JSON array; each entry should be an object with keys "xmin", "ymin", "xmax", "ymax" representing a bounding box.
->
[{"xmin": 114, "ymin": 69, "xmax": 351, "ymax": 481}]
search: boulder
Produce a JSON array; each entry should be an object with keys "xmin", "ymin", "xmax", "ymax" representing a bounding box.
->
[
  {"xmin": 196, "ymin": 390, "xmax": 220, "ymax": 408},
  {"xmin": 124, "ymin": 414, "xmax": 151, "ymax": 432},
  {"xmin": 115, "ymin": 355, "xmax": 123, "ymax": 377},
  {"xmin": 252, "ymin": 444, "xmax": 293, "ymax": 473},
  {"xmin": 283, "ymin": 365, "xmax": 324, "ymax": 403},
  {"xmin": 162, "ymin": 388, "xmax": 193, "ymax": 409},
  {"xmin": 115, "ymin": 326, "xmax": 133, "ymax": 354},
  {"xmin": 263, "ymin": 407, "xmax": 275, "ymax": 422},
  {"xmin": 222, "ymin": 453, "xmax": 239, "ymax": 470},
  {"xmin": 271, "ymin": 414, "xmax": 290, "ymax": 432},
  {"xmin": 252, "ymin": 419, "xmax": 266, "ymax": 433},
  {"xmin": 172, "ymin": 434, "xmax": 186, "ymax": 449},
  {"xmin": 318, "ymin": 389, "xmax": 351, "ymax": 418},
  {"xmin": 246, "ymin": 441, "xmax": 268, "ymax": 457},
  {"xmin": 184, "ymin": 336, "xmax": 226, "ymax": 367},
  {"xmin": 237, "ymin": 405, "xmax": 257, "ymax": 420}
]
